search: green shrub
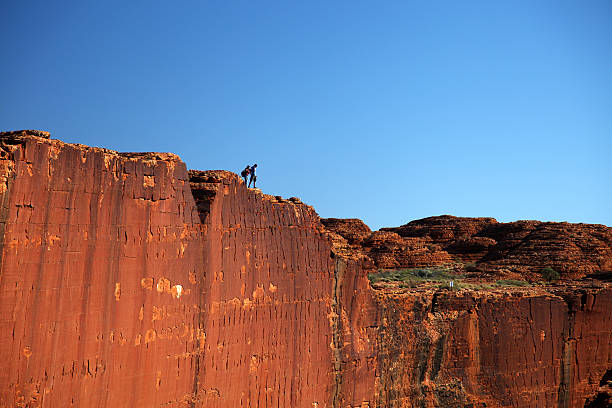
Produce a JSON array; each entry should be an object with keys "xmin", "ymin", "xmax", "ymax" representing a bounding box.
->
[
  {"xmin": 464, "ymin": 262, "xmax": 479, "ymax": 272},
  {"xmin": 541, "ymin": 267, "xmax": 560, "ymax": 282}
]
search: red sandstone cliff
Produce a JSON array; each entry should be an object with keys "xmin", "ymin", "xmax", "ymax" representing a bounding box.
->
[
  {"xmin": 0, "ymin": 131, "xmax": 610, "ymax": 407},
  {"xmin": 0, "ymin": 130, "xmax": 204, "ymax": 406},
  {"xmin": 187, "ymin": 170, "xmax": 379, "ymax": 407},
  {"xmin": 373, "ymin": 286, "xmax": 612, "ymax": 407}
]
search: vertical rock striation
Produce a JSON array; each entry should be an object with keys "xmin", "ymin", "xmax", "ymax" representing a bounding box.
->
[
  {"xmin": 0, "ymin": 131, "xmax": 204, "ymax": 407},
  {"xmin": 0, "ymin": 132, "xmax": 610, "ymax": 407},
  {"xmin": 187, "ymin": 170, "xmax": 337, "ymax": 406},
  {"xmin": 186, "ymin": 171, "xmax": 378, "ymax": 407},
  {"xmin": 374, "ymin": 287, "xmax": 612, "ymax": 407}
]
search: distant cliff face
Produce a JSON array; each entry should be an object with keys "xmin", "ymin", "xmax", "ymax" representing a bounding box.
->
[
  {"xmin": 324, "ymin": 215, "xmax": 612, "ymax": 281},
  {"xmin": 0, "ymin": 131, "xmax": 610, "ymax": 408}
]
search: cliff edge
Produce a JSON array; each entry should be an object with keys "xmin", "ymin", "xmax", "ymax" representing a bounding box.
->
[{"xmin": 0, "ymin": 131, "xmax": 610, "ymax": 407}]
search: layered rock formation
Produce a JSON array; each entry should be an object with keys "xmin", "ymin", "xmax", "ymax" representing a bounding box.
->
[
  {"xmin": 324, "ymin": 215, "xmax": 612, "ymax": 281},
  {"xmin": 0, "ymin": 131, "xmax": 610, "ymax": 407},
  {"xmin": 388, "ymin": 216, "xmax": 612, "ymax": 280}
]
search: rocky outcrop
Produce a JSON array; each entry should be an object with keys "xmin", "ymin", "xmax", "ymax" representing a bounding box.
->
[
  {"xmin": 321, "ymin": 218, "xmax": 454, "ymax": 269},
  {"xmin": 320, "ymin": 218, "xmax": 372, "ymax": 246},
  {"xmin": 324, "ymin": 215, "xmax": 612, "ymax": 281},
  {"xmin": 0, "ymin": 132, "xmax": 610, "ymax": 407}
]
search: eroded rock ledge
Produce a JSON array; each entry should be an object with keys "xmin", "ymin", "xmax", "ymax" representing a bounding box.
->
[
  {"xmin": 323, "ymin": 215, "xmax": 612, "ymax": 281},
  {"xmin": 0, "ymin": 131, "xmax": 610, "ymax": 408}
]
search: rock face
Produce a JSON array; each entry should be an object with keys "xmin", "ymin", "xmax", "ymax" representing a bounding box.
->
[
  {"xmin": 324, "ymin": 215, "xmax": 612, "ymax": 281},
  {"xmin": 0, "ymin": 132, "xmax": 610, "ymax": 407},
  {"xmin": 187, "ymin": 171, "xmax": 378, "ymax": 407},
  {"xmin": 375, "ymin": 287, "xmax": 612, "ymax": 408},
  {"xmin": 188, "ymin": 170, "xmax": 339, "ymax": 406},
  {"xmin": 0, "ymin": 131, "xmax": 205, "ymax": 407}
]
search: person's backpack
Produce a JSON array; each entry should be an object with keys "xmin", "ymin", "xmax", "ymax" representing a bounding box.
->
[{"xmin": 241, "ymin": 168, "xmax": 250, "ymax": 177}]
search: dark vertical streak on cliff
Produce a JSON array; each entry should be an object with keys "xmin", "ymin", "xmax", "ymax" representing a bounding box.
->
[
  {"xmin": 0, "ymin": 153, "xmax": 13, "ymax": 297},
  {"xmin": 330, "ymin": 255, "xmax": 344, "ymax": 408},
  {"xmin": 190, "ymin": 230, "xmax": 208, "ymax": 408},
  {"xmin": 187, "ymin": 171, "xmax": 214, "ymax": 407},
  {"xmin": 558, "ymin": 294, "xmax": 577, "ymax": 408}
]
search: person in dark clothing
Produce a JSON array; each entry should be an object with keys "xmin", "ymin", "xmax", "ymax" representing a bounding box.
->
[
  {"xmin": 240, "ymin": 165, "xmax": 250, "ymax": 185},
  {"xmin": 248, "ymin": 164, "xmax": 257, "ymax": 188}
]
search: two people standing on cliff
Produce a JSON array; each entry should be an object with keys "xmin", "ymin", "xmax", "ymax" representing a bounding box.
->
[{"xmin": 241, "ymin": 164, "xmax": 257, "ymax": 188}]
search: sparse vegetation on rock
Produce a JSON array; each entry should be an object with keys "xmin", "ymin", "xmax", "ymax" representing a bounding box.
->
[{"xmin": 541, "ymin": 267, "xmax": 560, "ymax": 282}]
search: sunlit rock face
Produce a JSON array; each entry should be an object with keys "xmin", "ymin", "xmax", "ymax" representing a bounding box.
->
[
  {"xmin": 380, "ymin": 215, "xmax": 612, "ymax": 280},
  {"xmin": 0, "ymin": 131, "xmax": 205, "ymax": 407},
  {"xmin": 0, "ymin": 131, "xmax": 610, "ymax": 407}
]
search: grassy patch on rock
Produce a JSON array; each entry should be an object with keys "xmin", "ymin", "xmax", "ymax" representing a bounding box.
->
[
  {"xmin": 369, "ymin": 268, "xmax": 533, "ymax": 291},
  {"xmin": 368, "ymin": 267, "xmax": 461, "ymax": 287},
  {"xmin": 494, "ymin": 279, "xmax": 531, "ymax": 287}
]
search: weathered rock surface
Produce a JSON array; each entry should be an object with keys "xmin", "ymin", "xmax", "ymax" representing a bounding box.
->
[
  {"xmin": 374, "ymin": 286, "xmax": 612, "ymax": 407},
  {"xmin": 0, "ymin": 132, "xmax": 610, "ymax": 407},
  {"xmin": 321, "ymin": 218, "xmax": 372, "ymax": 246},
  {"xmin": 0, "ymin": 131, "xmax": 204, "ymax": 407},
  {"xmin": 324, "ymin": 214, "xmax": 612, "ymax": 281},
  {"xmin": 186, "ymin": 171, "xmax": 379, "ymax": 407},
  {"xmin": 188, "ymin": 170, "xmax": 338, "ymax": 406}
]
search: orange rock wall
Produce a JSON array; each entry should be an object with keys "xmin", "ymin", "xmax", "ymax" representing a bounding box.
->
[
  {"xmin": 329, "ymin": 255, "xmax": 378, "ymax": 407},
  {"xmin": 0, "ymin": 135, "xmax": 204, "ymax": 407},
  {"xmin": 186, "ymin": 172, "xmax": 379, "ymax": 407},
  {"xmin": 189, "ymin": 174, "xmax": 337, "ymax": 406},
  {"xmin": 375, "ymin": 288, "xmax": 612, "ymax": 407},
  {"xmin": 0, "ymin": 135, "xmax": 379, "ymax": 408},
  {"xmin": 1, "ymin": 134, "xmax": 610, "ymax": 408}
]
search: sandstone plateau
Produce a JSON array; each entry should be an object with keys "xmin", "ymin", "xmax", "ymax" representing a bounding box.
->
[{"xmin": 0, "ymin": 130, "xmax": 610, "ymax": 408}]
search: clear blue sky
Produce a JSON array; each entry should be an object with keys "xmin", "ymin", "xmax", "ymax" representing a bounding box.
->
[{"xmin": 2, "ymin": 1, "xmax": 611, "ymax": 229}]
